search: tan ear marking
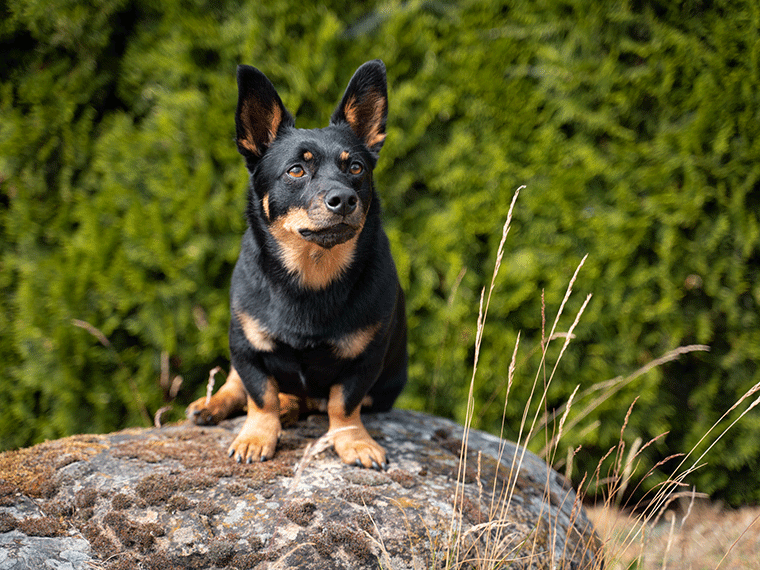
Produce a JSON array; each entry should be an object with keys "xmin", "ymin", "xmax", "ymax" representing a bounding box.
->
[
  {"xmin": 239, "ymin": 138, "xmax": 259, "ymax": 154},
  {"xmin": 364, "ymin": 92, "xmax": 387, "ymax": 149},
  {"xmin": 342, "ymin": 90, "xmax": 386, "ymax": 150},
  {"xmin": 239, "ymin": 100, "xmax": 283, "ymax": 157}
]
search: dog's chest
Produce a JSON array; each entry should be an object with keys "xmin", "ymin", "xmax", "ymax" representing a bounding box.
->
[{"xmin": 261, "ymin": 341, "xmax": 344, "ymax": 396}]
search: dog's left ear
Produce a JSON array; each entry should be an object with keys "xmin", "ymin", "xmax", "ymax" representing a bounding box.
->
[{"xmin": 330, "ymin": 60, "xmax": 388, "ymax": 156}]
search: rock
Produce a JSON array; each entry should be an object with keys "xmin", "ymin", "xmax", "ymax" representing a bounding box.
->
[{"xmin": 0, "ymin": 410, "xmax": 601, "ymax": 569}]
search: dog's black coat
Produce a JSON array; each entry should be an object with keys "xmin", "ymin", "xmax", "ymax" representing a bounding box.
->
[{"xmin": 230, "ymin": 60, "xmax": 407, "ymax": 417}]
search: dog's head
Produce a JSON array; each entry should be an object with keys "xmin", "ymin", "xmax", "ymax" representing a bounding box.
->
[{"xmin": 234, "ymin": 60, "xmax": 388, "ymax": 288}]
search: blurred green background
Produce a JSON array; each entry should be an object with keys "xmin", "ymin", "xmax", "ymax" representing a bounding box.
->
[{"xmin": 1, "ymin": 0, "xmax": 758, "ymax": 505}]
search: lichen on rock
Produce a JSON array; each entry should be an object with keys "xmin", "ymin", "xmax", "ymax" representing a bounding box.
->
[{"xmin": 0, "ymin": 409, "xmax": 601, "ymax": 569}]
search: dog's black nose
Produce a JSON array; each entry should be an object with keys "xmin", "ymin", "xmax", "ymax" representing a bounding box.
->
[{"xmin": 324, "ymin": 188, "xmax": 358, "ymax": 216}]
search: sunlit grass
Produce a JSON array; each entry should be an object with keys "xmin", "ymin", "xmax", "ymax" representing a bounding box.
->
[{"xmin": 431, "ymin": 187, "xmax": 759, "ymax": 569}]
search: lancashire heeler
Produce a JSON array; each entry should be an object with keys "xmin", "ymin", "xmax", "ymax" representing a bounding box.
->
[{"xmin": 187, "ymin": 60, "xmax": 407, "ymax": 470}]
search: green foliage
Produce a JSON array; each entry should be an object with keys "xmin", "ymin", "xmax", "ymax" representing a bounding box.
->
[{"xmin": 1, "ymin": 0, "xmax": 758, "ymax": 505}]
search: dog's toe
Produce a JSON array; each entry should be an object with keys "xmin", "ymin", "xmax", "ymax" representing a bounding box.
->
[
  {"xmin": 186, "ymin": 402, "xmax": 214, "ymax": 425},
  {"xmin": 334, "ymin": 433, "xmax": 387, "ymax": 469},
  {"xmin": 228, "ymin": 427, "xmax": 279, "ymax": 464}
]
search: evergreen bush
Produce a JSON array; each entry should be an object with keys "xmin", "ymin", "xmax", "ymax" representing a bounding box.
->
[{"xmin": 1, "ymin": 0, "xmax": 758, "ymax": 505}]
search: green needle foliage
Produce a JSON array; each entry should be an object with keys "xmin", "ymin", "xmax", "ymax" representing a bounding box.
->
[{"xmin": 1, "ymin": 0, "xmax": 758, "ymax": 505}]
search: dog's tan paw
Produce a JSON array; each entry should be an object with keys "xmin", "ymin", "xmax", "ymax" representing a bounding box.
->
[
  {"xmin": 186, "ymin": 368, "xmax": 247, "ymax": 425},
  {"xmin": 327, "ymin": 384, "xmax": 387, "ymax": 470},
  {"xmin": 228, "ymin": 428, "xmax": 280, "ymax": 463},
  {"xmin": 228, "ymin": 399, "xmax": 281, "ymax": 464},
  {"xmin": 227, "ymin": 419, "xmax": 280, "ymax": 463},
  {"xmin": 332, "ymin": 428, "xmax": 387, "ymax": 470},
  {"xmin": 186, "ymin": 397, "xmax": 230, "ymax": 425}
]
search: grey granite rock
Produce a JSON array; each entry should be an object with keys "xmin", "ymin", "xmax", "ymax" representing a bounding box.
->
[{"xmin": 0, "ymin": 409, "xmax": 601, "ymax": 569}]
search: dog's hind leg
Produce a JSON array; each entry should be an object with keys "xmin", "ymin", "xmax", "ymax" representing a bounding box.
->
[{"xmin": 186, "ymin": 367, "xmax": 248, "ymax": 425}]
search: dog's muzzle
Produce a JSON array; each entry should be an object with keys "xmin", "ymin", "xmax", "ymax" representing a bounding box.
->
[{"xmin": 299, "ymin": 223, "xmax": 358, "ymax": 248}]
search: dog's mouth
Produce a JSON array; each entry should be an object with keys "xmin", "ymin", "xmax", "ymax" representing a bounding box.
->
[{"xmin": 298, "ymin": 223, "xmax": 358, "ymax": 249}]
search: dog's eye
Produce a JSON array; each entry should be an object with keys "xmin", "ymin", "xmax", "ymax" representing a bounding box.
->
[
  {"xmin": 349, "ymin": 162, "xmax": 363, "ymax": 175},
  {"xmin": 287, "ymin": 165, "xmax": 305, "ymax": 178}
]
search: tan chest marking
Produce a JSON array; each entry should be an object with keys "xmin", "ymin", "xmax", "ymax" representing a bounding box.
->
[
  {"xmin": 235, "ymin": 310, "xmax": 276, "ymax": 352},
  {"xmin": 331, "ymin": 322, "xmax": 381, "ymax": 360},
  {"xmin": 269, "ymin": 209, "xmax": 361, "ymax": 290}
]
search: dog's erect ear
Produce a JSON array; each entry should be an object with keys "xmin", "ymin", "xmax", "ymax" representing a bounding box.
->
[
  {"xmin": 235, "ymin": 65, "xmax": 295, "ymax": 165},
  {"xmin": 330, "ymin": 60, "xmax": 388, "ymax": 156}
]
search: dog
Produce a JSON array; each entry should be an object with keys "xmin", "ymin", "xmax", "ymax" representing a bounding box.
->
[{"xmin": 187, "ymin": 60, "xmax": 407, "ymax": 470}]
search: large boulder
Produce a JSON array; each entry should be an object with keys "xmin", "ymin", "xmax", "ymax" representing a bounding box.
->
[{"xmin": 0, "ymin": 409, "xmax": 601, "ymax": 569}]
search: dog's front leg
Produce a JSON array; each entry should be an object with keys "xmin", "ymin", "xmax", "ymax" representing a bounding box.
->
[
  {"xmin": 224, "ymin": 304, "xmax": 282, "ymax": 462},
  {"xmin": 327, "ymin": 383, "xmax": 387, "ymax": 470},
  {"xmin": 228, "ymin": 373, "xmax": 281, "ymax": 463}
]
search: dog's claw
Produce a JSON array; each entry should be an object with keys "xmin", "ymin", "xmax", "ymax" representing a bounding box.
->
[
  {"xmin": 355, "ymin": 459, "xmax": 363, "ymax": 468},
  {"xmin": 371, "ymin": 460, "xmax": 381, "ymax": 471}
]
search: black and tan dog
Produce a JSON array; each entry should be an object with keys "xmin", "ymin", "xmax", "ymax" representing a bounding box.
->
[{"xmin": 187, "ymin": 60, "xmax": 407, "ymax": 470}]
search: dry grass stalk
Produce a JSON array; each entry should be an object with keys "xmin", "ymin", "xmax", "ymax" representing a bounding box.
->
[
  {"xmin": 205, "ymin": 366, "xmax": 223, "ymax": 405},
  {"xmin": 537, "ymin": 344, "xmax": 711, "ymax": 459},
  {"xmin": 628, "ymin": 380, "xmax": 760, "ymax": 538},
  {"xmin": 288, "ymin": 426, "xmax": 356, "ymax": 495},
  {"xmin": 153, "ymin": 405, "xmax": 172, "ymax": 428},
  {"xmin": 589, "ymin": 501, "xmax": 760, "ymax": 570},
  {"xmin": 447, "ymin": 186, "xmax": 522, "ymax": 566},
  {"xmin": 584, "ymin": 377, "xmax": 760, "ymax": 569},
  {"xmin": 409, "ymin": 195, "xmax": 755, "ymax": 569},
  {"xmin": 444, "ymin": 187, "xmax": 601, "ymax": 569},
  {"xmin": 715, "ymin": 509, "xmax": 760, "ymax": 570}
]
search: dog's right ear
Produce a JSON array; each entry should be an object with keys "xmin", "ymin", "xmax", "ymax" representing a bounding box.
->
[
  {"xmin": 330, "ymin": 60, "xmax": 388, "ymax": 158},
  {"xmin": 235, "ymin": 65, "xmax": 295, "ymax": 167}
]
